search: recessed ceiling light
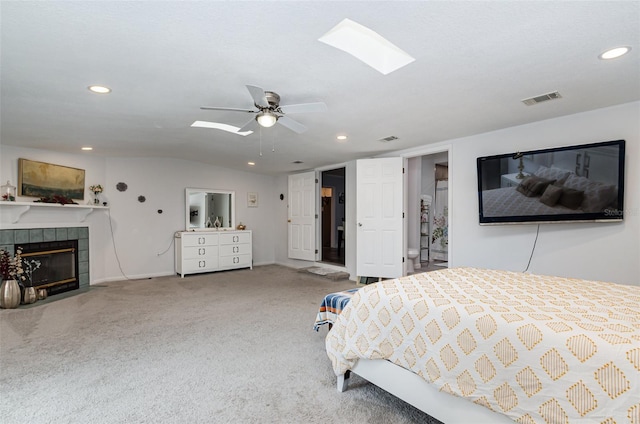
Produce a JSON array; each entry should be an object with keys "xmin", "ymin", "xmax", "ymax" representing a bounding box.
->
[
  {"xmin": 248, "ymin": 162, "xmax": 255, "ymax": 166},
  {"xmin": 81, "ymin": 146, "xmax": 93, "ymax": 151},
  {"xmin": 599, "ymin": 46, "xmax": 631, "ymax": 60},
  {"xmin": 319, "ymin": 18, "xmax": 415, "ymax": 75},
  {"xmin": 88, "ymin": 85, "xmax": 111, "ymax": 94},
  {"xmin": 336, "ymin": 135, "xmax": 348, "ymax": 141},
  {"xmin": 191, "ymin": 121, "xmax": 253, "ymax": 136}
]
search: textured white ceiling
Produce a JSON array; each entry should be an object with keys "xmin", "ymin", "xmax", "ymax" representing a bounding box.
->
[{"xmin": 1, "ymin": 1, "xmax": 638, "ymax": 175}]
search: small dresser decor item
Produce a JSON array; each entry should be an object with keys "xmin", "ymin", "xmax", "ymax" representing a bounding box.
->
[
  {"xmin": 89, "ymin": 184, "xmax": 103, "ymax": 205},
  {"xmin": 1, "ymin": 180, "xmax": 16, "ymax": 201},
  {"xmin": 236, "ymin": 222, "xmax": 246, "ymax": 230}
]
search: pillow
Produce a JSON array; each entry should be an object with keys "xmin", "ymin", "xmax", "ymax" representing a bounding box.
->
[
  {"xmin": 516, "ymin": 176, "xmax": 555, "ymax": 197},
  {"xmin": 539, "ymin": 184, "xmax": 563, "ymax": 207},
  {"xmin": 557, "ymin": 186, "xmax": 585, "ymax": 209},
  {"xmin": 563, "ymin": 174, "xmax": 617, "ymax": 212},
  {"xmin": 534, "ymin": 166, "xmax": 571, "ymax": 185},
  {"xmin": 581, "ymin": 184, "xmax": 617, "ymax": 213}
]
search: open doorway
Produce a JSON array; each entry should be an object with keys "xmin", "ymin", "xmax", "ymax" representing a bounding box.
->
[
  {"xmin": 407, "ymin": 152, "xmax": 449, "ymax": 274},
  {"xmin": 321, "ymin": 167, "xmax": 345, "ymax": 266}
]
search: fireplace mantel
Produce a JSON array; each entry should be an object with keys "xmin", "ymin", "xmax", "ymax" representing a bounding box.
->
[{"xmin": 0, "ymin": 202, "xmax": 108, "ymax": 224}]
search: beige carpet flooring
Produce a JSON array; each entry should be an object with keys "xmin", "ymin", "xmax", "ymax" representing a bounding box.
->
[{"xmin": 0, "ymin": 264, "xmax": 441, "ymax": 424}]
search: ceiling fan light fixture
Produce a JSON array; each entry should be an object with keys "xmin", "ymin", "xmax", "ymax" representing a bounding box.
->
[{"xmin": 256, "ymin": 111, "xmax": 278, "ymax": 128}]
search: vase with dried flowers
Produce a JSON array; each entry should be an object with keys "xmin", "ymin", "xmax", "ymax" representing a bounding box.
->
[
  {"xmin": 20, "ymin": 255, "xmax": 41, "ymax": 304},
  {"xmin": 0, "ymin": 248, "xmax": 24, "ymax": 309},
  {"xmin": 89, "ymin": 184, "xmax": 103, "ymax": 205}
]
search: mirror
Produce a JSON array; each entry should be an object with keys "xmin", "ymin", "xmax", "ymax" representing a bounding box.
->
[{"xmin": 185, "ymin": 188, "xmax": 235, "ymax": 230}]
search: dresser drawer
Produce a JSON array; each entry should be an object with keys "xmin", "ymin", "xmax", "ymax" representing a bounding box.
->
[
  {"xmin": 181, "ymin": 233, "xmax": 219, "ymax": 247},
  {"xmin": 219, "ymin": 244, "xmax": 251, "ymax": 256},
  {"xmin": 220, "ymin": 232, "xmax": 251, "ymax": 245},
  {"xmin": 183, "ymin": 246, "xmax": 218, "ymax": 260},
  {"xmin": 219, "ymin": 254, "xmax": 251, "ymax": 269},
  {"xmin": 181, "ymin": 257, "xmax": 220, "ymax": 273}
]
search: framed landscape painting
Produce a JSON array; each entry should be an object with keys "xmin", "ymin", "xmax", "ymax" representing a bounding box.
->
[{"xmin": 18, "ymin": 158, "xmax": 85, "ymax": 200}]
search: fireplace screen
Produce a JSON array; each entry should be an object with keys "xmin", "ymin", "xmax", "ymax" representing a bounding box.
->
[{"xmin": 19, "ymin": 240, "xmax": 79, "ymax": 296}]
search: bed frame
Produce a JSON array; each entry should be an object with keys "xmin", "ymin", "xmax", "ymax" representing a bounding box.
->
[{"xmin": 337, "ymin": 359, "xmax": 514, "ymax": 424}]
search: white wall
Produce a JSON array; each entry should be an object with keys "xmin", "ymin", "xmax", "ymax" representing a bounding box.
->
[
  {"xmin": 0, "ymin": 146, "xmax": 278, "ymax": 283},
  {"xmin": 4, "ymin": 102, "xmax": 637, "ymax": 286},
  {"xmin": 274, "ymin": 101, "xmax": 638, "ymax": 286},
  {"xmin": 450, "ymin": 102, "xmax": 639, "ymax": 285}
]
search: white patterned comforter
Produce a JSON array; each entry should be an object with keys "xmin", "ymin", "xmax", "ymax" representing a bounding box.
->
[{"xmin": 326, "ymin": 268, "xmax": 640, "ymax": 423}]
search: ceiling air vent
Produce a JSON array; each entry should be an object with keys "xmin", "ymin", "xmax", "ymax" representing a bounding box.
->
[
  {"xmin": 379, "ymin": 135, "xmax": 399, "ymax": 142},
  {"xmin": 522, "ymin": 91, "xmax": 562, "ymax": 106}
]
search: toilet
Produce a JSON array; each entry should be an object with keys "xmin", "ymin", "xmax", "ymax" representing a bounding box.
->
[{"xmin": 407, "ymin": 248, "xmax": 420, "ymax": 273}]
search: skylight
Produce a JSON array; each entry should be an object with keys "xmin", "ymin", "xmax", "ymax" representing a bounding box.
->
[
  {"xmin": 319, "ymin": 18, "xmax": 415, "ymax": 75},
  {"xmin": 191, "ymin": 121, "xmax": 253, "ymax": 136}
]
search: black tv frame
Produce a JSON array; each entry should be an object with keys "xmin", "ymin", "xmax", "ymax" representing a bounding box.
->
[{"xmin": 477, "ymin": 139, "xmax": 625, "ymax": 225}]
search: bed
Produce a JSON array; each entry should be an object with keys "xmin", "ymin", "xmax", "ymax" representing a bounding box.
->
[{"xmin": 326, "ymin": 268, "xmax": 640, "ymax": 423}]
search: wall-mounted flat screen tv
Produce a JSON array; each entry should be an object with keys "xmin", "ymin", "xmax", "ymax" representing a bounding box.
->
[{"xmin": 477, "ymin": 139, "xmax": 625, "ymax": 225}]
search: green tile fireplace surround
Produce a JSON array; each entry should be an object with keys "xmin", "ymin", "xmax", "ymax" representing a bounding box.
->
[{"xmin": 0, "ymin": 227, "xmax": 89, "ymax": 289}]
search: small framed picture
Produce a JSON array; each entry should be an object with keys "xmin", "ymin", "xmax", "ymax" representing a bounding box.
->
[{"xmin": 247, "ymin": 192, "xmax": 258, "ymax": 208}]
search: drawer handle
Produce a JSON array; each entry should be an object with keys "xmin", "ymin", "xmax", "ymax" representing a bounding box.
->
[
  {"xmin": 233, "ymin": 246, "xmax": 239, "ymax": 253},
  {"xmin": 199, "ymin": 260, "xmax": 206, "ymax": 268},
  {"xmin": 199, "ymin": 248, "xmax": 205, "ymax": 256},
  {"xmin": 233, "ymin": 257, "xmax": 239, "ymax": 264}
]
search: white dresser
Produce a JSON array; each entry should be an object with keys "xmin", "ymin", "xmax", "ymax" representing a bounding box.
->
[{"xmin": 175, "ymin": 230, "xmax": 252, "ymax": 277}]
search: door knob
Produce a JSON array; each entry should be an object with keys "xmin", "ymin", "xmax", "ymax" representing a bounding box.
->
[
  {"xmin": 358, "ymin": 223, "xmax": 362, "ymax": 227},
  {"xmin": 288, "ymin": 219, "xmax": 291, "ymax": 223}
]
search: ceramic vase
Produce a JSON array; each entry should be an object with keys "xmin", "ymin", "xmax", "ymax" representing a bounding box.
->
[
  {"xmin": 0, "ymin": 279, "xmax": 21, "ymax": 309},
  {"xmin": 37, "ymin": 288, "xmax": 48, "ymax": 300},
  {"xmin": 22, "ymin": 286, "xmax": 37, "ymax": 304}
]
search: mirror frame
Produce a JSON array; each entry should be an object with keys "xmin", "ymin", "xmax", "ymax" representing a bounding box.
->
[{"xmin": 185, "ymin": 188, "xmax": 236, "ymax": 231}]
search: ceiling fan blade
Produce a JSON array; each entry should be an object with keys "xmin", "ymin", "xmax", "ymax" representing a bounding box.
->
[
  {"xmin": 238, "ymin": 117, "xmax": 259, "ymax": 133},
  {"xmin": 200, "ymin": 106, "xmax": 256, "ymax": 113},
  {"xmin": 246, "ymin": 85, "xmax": 269, "ymax": 108},
  {"xmin": 279, "ymin": 102, "xmax": 327, "ymax": 114},
  {"xmin": 277, "ymin": 116, "xmax": 307, "ymax": 134}
]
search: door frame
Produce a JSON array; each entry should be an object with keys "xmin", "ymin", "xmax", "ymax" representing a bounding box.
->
[
  {"xmin": 397, "ymin": 144, "xmax": 453, "ymax": 268},
  {"xmin": 315, "ymin": 163, "xmax": 349, "ymax": 271}
]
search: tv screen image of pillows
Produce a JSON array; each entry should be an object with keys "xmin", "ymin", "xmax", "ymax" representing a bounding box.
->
[
  {"xmin": 563, "ymin": 174, "xmax": 617, "ymax": 212},
  {"xmin": 539, "ymin": 184, "xmax": 563, "ymax": 206},
  {"xmin": 539, "ymin": 184, "xmax": 584, "ymax": 209},
  {"xmin": 516, "ymin": 176, "xmax": 555, "ymax": 197},
  {"xmin": 534, "ymin": 166, "xmax": 571, "ymax": 185}
]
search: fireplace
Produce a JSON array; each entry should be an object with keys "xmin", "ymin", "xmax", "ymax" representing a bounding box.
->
[{"xmin": 18, "ymin": 240, "xmax": 80, "ymax": 296}]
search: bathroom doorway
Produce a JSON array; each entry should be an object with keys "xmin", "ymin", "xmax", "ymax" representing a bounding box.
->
[
  {"xmin": 320, "ymin": 167, "xmax": 345, "ymax": 266},
  {"xmin": 407, "ymin": 152, "xmax": 449, "ymax": 273}
]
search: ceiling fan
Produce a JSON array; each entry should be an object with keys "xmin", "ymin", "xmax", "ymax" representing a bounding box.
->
[{"xmin": 200, "ymin": 85, "xmax": 327, "ymax": 134}]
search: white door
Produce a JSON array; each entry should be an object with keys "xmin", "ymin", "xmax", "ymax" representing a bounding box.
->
[
  {"xmin": 288, "ymin": 171, "xmax": 317, "ymax": 261},
  {"xmin": 356, "ymin": 157, "xmax": 403, "ymax": 279}
]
